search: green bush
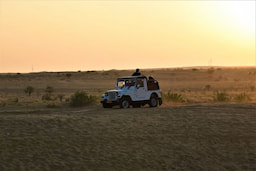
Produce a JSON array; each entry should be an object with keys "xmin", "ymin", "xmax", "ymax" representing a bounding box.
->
[
  {"xmin": 213, "ymin": 91, "xmax": 229, "ymax": 102},
  {"xmin": 164, "ymin": 91, "xmax": 184, "ymax": 102},
  {"xmin": 70, "ymin": 91, "xmax": 97, "ymax": 107},
  {"xmin": 234, "ymin": 93, "xmax": 250, "ymax": 102}
]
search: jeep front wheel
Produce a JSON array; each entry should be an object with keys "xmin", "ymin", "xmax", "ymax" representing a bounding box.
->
[
  {"xmin": 149, "ymin": 95, "xmax": 158, "ymax": 107},
  {"xmin": 120, "ymin": 98, "xmax": 130, "ymax": 109}
]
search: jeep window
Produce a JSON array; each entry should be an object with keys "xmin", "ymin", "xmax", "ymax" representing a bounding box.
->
[
  {"xmin": 117, "ymin": 79, "xmax": 135, "ymax": 89},
  {"xmin": 117, "ymin": 81, "xmax": 125, "ymax": 88},
  {"xmin": 136, "ymin": 78, "xmax": 144, "ymax": 87}
]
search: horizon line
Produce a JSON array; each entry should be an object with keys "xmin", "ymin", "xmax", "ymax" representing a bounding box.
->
[{"xmin": 1, "ymin": 65, "xmax": 256, "ymax": 74}]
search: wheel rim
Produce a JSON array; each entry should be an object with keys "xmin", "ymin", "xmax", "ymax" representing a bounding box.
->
[
  {"xmin": 151, "ymin": 98, "xmax": 157, "ymax": 106},
  {"xmin": 122, "ymin": 100, "xmax": 129, "ymax": 108}
]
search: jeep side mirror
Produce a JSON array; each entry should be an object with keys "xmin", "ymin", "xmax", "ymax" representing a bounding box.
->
[{"xmin": 136, "ymin": 84, "xmax": 140, "ymax": 89}]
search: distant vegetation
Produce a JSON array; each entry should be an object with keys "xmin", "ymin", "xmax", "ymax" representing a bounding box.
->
[
  {"xmin": 66, "ymin": 73, "xmax": 72, "ymax": 78},
  {"xmin": 70, "ymin": 91, "xmax": 97, "ymax": 107},
  {"xmin": 24, "ymin": 86, "xmax": 34, "ymax": 96},
  {"xmin": 163, "ymin": 91, "xmax": 185, "ymax": 102},
  {"xmin": 213, "ymin": 91, "xmax": 229, "ymax": 102},
  {"xmin": 250, "ymin": 85, "xmax": 255, "ymax": 92},
  {"xmin": 1, "ymin": 67, "xmax": 256, "ymax": 108},
  {"xmin": 234, "ymin": 93, "xmax": 250, "ymax": 102},
  {"xmin": 42, "ymin": 86, "xmax": 54, "ymax": 101},
  {"xmin": 204, "ymin": 84, "xmax": 211, "ymax": 91},
  {"xmin": 57, "ymin": 94, "xmax": 65, "ymax": 102},
  {"xmin": 207, "ymin": 67, "xmax": 215, "ymax": 74}
]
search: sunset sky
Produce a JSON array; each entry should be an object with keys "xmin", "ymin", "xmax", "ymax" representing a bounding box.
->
[{"xmin": 0, "ymin": 0, "xmax": 255, "ymax": 73}]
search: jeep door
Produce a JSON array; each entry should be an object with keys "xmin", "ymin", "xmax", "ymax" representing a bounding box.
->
[{"xmin": 135, "ymin": 78, "xmax": 147, "ymax": 100}]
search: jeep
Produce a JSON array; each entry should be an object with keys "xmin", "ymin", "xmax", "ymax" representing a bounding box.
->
[{"xmin": 101, "ymin": 75, "xmax": 162, "ymax": 108}]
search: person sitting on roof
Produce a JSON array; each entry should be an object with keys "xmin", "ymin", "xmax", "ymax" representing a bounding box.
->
[{"xmin": 132, "ymin": 68, "xmax": 141, "ymax": 76}]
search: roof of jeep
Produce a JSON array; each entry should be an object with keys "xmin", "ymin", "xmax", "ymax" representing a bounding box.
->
[{"xmin": 117, "ymin": 75, "xmax": 147, "ymax": 80}]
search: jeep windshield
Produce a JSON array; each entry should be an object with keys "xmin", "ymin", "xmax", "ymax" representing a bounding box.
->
[{"xmin": 117, "ymin": 78, "xmax": 135, "ymax": 89}]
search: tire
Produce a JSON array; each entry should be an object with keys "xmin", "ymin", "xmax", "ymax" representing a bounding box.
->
[
  {"xmin": 149, "ymin": 95, "xmax": 158, "ymax": 107},
  {"xmin": 120, "ymin": 98, "xmax": 130, "ymax": 109},
  {"xmin": 103, "ymin": 103, "xmax": 112, "ymax": 108}
]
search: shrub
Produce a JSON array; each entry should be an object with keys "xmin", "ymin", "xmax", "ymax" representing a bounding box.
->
[
  {"xmin": 164, "ymin": 91, "xmax": 184, "ymax": 102},
  {"xmin": 70, "ymin": 91, "xmax": 97, "ymax": 107},
  {"xmin": 234, "ymin": 93, "xmax": 250, "ymax": 102},
  {"xmin": 0, "ymin": 101, "xmax": 7, "ymax": 107},
  {"xmin": 45, "ymin": 86, "xmax": 54, "ymax": 94},
  {"xmin": 42, "ymin": 86, "xmax": 55, "ymax": 101},
  {"xmin": 42, "ymin": 94, "xmax": 52, "ymax": 101},
  {"xmin": 213, "ymin": 91, "xmax": 229, "ymax": 102},
  {"xmin": 204, "ymin": 84, "xmax": 211, "ymax": 91},
  {"xmin": 102, "ymin": 72, "xmax": 109, "ymax": 76},
  {"xmin": 10, "ymin": 97, "xmax": 19, "ymax": 103},
  {"xmin": 46, "ymin": 102, "xmax": 60, "ymax": 108},
  {"xmin": 250, "ymin": 85, "xmax": 255, "ymax": 92},
  {"xmin": 207, "ymin": 68, "xmax": 214, "ymax": 74},
  {"xmin": 66, "ymin": 73, "xmax": 72, "ymax": 78},
  {"xmin": 57, "ymin": 94, "xmax": 65, "ymax": 102},
  {"xmin": 24, "ymin": 86, "xmax": 34, "ymax": 96}
]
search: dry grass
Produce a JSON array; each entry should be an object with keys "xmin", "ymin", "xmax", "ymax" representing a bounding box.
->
[
  {"xmin": 0, "ymin": 67, "xmax": 256, "ymax": 170},
  {"xmin": 1, "ymin": 67, "xmax": 256, "ymax": 106},
  {"xmin": 0, "ymin": 104, "xmax": 256, "ymax": 170}
]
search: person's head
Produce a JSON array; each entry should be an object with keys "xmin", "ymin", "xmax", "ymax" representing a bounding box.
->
[{"xmin": 136, "ymin": 68, "xmax": 139, "ymax": 72}]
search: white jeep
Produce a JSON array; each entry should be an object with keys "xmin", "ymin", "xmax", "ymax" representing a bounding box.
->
[{"xmin": 101, "ymin": 75, "xmax": 162, "ymax": 108}]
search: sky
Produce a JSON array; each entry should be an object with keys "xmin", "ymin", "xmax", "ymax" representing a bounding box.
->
[{"xmin": 0, "ymin": 0, "xmax": 255, "ymax": 73}]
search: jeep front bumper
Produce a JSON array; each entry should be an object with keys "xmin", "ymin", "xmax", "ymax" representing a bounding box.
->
[{"xmin": 101, "ymin": 99, "xmax": 121, "ymax": 105}]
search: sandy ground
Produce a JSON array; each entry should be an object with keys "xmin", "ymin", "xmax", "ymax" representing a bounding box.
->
[
  {"xmin": 0, "ymin": 104, "xmax": 256, "ymax": 170},
  {"xmin": 0, "ymin": 67, "xmax": 256, "ymax": 170}
]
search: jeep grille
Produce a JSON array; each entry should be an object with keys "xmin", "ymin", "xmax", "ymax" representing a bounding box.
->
[{"xmin": 109, "ymin": 92, "xmax": 116, "ymax": 101}]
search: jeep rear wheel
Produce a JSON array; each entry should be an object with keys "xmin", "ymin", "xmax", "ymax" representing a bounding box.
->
[
  {"xmin": 149, "ymin": 95, "xmax": 158, "ymax": 107},
  {"xmin": 120, "ymin": 98, "xmax": 130, "ymax": 109}
]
